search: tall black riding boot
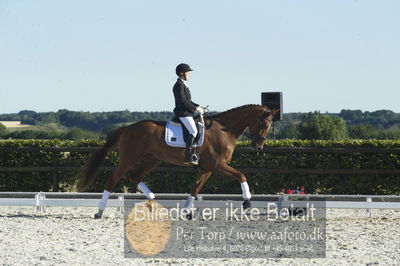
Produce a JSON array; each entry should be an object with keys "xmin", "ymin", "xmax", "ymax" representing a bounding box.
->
[{"xmin": 184, "ymin": 134, "xmax": 199, "ymax": 165}]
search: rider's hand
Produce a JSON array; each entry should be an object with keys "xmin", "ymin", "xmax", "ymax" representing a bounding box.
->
[{"xmin": 196, "ymin": 106, "xmax": 205, "ymax": 115}]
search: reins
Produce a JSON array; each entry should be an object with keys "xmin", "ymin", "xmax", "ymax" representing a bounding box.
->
[{"xmin": 203, "ymin": 113, "xmax": 267, "ymax": 141}]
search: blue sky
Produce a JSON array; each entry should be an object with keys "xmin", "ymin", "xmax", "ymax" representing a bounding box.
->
[{"xmin": 0, "ymin": 0, "xmax": 399, "ymax": 113}]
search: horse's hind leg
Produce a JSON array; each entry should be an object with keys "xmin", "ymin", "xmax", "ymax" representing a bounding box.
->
[
  {"xmin": 95, "ymin": 159, "xmax": 137, "ymax": 219},
  {"xmin": 128, "ymin": 156, "xmax": 161, "ymax": 199},
  {"xmin": 184, "ymin": 170, "xmax": 212, "ymax": 219}
]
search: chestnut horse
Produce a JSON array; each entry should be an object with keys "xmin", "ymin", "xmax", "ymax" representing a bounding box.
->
[{"xmin": 77, "ymin": 104, "xmax": 278, "ymax": 218}]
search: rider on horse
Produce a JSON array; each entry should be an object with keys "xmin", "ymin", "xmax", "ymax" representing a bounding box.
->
[{"xmin": 173, "ymin": 63, "xmax": 205, "ymax": 165}]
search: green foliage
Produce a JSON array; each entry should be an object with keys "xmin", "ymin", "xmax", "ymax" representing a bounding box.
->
[
  {"xmin": 1, "ymin": 128, "xmax": 99, "ymax": 140},
  {"xmin": 1, "ymin": 109, "xmax": 400, "ymax": 140},
  {"xmin": 63, "ymin": 127, "xmax": 100, "ymax": 140},
  {"xmin": 3, "ymin": 130, "xmax": 58, "ymax": 139},
  {"xmin": 0, "ymin": 123, "xmax": 6, "ymax": 137},
  {"xmin": 250, "ymin": 139, "xmax": 400, "ymax": 148},
  {"xmin": 0, "ymin": 139, "xmax": 399, "ymax": 194},
  {"xmin": 101, "ymin": 123, "xmax": 129, "ymax": 139},
  {"xmin": 21, "ymin": 117, "xmax": 38, "ymax": 125},
  {"xmin": 340, "ymin": 109, "xmax": 400, "ymax": 129},
  {"xmin": 0, "ymin": 109, "xmax": 174, "ymax": 132},
  {"xmin": 272, "ymin": 110, "xmax": 400, "ymax": 140},
  {"xmin": 348, "ymin": 124, "xmax": 400, "ymax": 140},
  {"xmin": 276, "ymin": 123, "xmax": 299, "ymax": 139},
  {"xmin": 298, "ymin": 112, "xmax": 348, "ymax": 140},
  {"xmin": 348, "ymin": 124, "xmax": 377, "ymax": 139},
  {"xmin": 0, "ymin": 139, "xmax": 103, "ymax": 192}
]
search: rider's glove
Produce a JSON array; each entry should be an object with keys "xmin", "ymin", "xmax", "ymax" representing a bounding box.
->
[{"xmin": 196, "ymin": 106, "xmax": 205, "ymax": 115}]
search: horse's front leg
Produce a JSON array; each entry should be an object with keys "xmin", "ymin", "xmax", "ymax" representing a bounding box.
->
[
  {"xmin": 183, "ymin": 170, "xmax": 212, "ymax": 219},
  {"xmin": 217, "ymin": 164, "xmax": 252, "ymax": 209}
]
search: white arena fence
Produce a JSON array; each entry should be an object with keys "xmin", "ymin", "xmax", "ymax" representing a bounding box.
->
[{"xmin": 0, "ymin": 192, "xmax": 400, "ymax": 217}]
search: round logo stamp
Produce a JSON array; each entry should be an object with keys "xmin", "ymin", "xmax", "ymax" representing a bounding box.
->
[{"xmin": 125, "ymin": 200, "xmax": 172, "ymax": 256}]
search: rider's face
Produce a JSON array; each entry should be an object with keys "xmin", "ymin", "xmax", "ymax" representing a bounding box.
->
[{"xmin": 183, "ymin": 71, "xmax": 191, "ymax": 81}]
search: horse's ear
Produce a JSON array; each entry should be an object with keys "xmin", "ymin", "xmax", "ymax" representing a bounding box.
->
[
  {"xmin": 271, "ymin": 109, "xmax": 280, "ymax": 116},
  {"xmin": 263, "ymin": 108, "xmax": 279, "ymax": 120}
]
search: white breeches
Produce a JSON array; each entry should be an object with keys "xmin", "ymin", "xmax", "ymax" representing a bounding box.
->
[{"xmin": 179, "ymin": 116, "xmax": 198, "ymax": 137}]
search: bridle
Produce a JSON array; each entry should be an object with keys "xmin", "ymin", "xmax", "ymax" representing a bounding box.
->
[
  {"xmin": 204, "ymin": 109, "xmax": 272, "ymax": 141},
  {"xmin": 242, "ymin": 109, "xmax": 272, "ymax": 141},
  {"xmin": 242, "ymin": 130, "xmax": 268, "ymax": 141}
]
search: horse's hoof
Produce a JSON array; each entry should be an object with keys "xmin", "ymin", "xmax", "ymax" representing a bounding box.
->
[
  {"xmin": 186, "ymin": 213, "xmax": 193, "ymax": 220},
  {"xmin": 94, "ymin": 211, "xmax": 103, "ymax": 219},
  {"xmin": 242, "ymin": 200, "xmax": 251, "ymax": 210}
]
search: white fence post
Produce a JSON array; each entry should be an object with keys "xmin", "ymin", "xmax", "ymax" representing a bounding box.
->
[
  {"xmin": 365, "ymin": 197, "xmax": 372, "ymax": 217},
  {"xmin": 197, "ymin": 195, "xmax": 203, "ymax": 216},
  {"xmin": 117, "ymin": 195, "xmax": 124, "ymax": 215},
  {"xmin": 277, "ymin": 195, "xmax": 288, "ymax": 215},
  {"xmin": 34, "ymin": 192, "xmax": 46, "ymax": 214}
]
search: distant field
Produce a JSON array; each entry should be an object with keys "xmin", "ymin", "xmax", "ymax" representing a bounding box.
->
[
  {"xmin": 0, "ymin": 121, "xmax": 33, "ymax": 129},
  {"xmin": 0, "ymin": 121, "xmax": 66, "ymax": 132}
]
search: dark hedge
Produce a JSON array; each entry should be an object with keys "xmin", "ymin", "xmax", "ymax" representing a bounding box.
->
[{"xmin": 0, "ymin": 139, "xmax": 399, "ymax": 194}]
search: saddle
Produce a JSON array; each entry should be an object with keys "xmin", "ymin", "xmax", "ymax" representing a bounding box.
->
[{"xmin": 165, "ymin": 116, "xmax": 205, "ymax": 148}]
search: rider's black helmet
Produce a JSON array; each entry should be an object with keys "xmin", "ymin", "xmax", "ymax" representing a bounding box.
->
[{"xmin": 175, "ymin": 63, "xmax": 193, "ymax": 75}]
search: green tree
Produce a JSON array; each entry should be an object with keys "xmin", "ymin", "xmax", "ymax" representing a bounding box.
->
[
  {"xmin": 0, "ymin": 123, "xmax": 7, "ymax": 137},
  {"xmin": 21, "ymin": 117, "xmax": 38, "ymax": 125},
  {"xmin": 298, "ymin": 112, "xmax": 348, "ymax": 140},
  {"xmin": 277, "ymin": 123, "xmax": 299, "ymax": 139},
  {"xmin": 339, "ymin": 109, "xmax": 363, "ymax": 123},
  {"xmin": 348, "ymin": 124, "xmax": 378, "ymax": 139},
  {"xmin": 376, "ymin": 129, "xmax": 400, "ymax": 140},
  {"xmin": 5, "ymin": 130, "xmax": 39, "ymax": 139},
  {"xmin": 101, "ymin": 123, "xmax": 129, "ymax": 139},
  {"xmin": 63, "ymin": 127, "xmax": 99, "ymax": 140}
]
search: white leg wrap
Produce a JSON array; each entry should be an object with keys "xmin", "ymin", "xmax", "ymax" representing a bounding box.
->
[
  {"xmin": 183, "ymin": 195, "xmax": 195, "ymax": 214},
  {"xmin": 137, "ymin": 182, "xmax": 155, "ymax": 200},
  {"xmin": 241, "ymin": 182, "xmax": 251, "ymax": 200},
  {"xmin": 98, "ymin": 190, "xmax": 111, "ymax": 211}
]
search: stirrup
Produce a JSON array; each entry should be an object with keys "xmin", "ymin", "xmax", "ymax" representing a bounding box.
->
[
  {"xmin": 184, "ymin": 150, "xmax": 199, "ymax": 165},
  {"xmin": 184, "ymin": 156, "xmax": 199, "ymax": 165},
  {"xmin": 190, "ymin": 153, "xmax": 199, "ymax": 165}
]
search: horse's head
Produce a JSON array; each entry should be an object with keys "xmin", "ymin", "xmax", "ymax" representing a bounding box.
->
[{"xmin": 247, "ymin": 108, "xmax": 279, "ymax": 150}]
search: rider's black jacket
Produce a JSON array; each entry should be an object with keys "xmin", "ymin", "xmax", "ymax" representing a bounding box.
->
[{"xmin": 173, "ymin": 79, "xmax": 199, "ymax": 117}]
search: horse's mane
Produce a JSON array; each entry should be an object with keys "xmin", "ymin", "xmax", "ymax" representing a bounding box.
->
[{"xmin": 210, "ymin": 104, "xmax": 264, "ymax": 119}]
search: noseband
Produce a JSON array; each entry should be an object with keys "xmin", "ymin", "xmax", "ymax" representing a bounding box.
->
[{"xmin": 242, "ymin": 131, "xmax": 267, "ymax": 141}]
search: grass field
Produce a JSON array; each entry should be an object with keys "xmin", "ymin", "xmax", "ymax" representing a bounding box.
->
[{"xmin": 0, "ymin": 121, "xmax": 69, "ymax": 133}]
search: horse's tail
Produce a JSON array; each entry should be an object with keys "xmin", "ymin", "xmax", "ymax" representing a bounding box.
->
[{"xmin": 77, "ymin": 127, "xmax": 124, "ymax": 192}]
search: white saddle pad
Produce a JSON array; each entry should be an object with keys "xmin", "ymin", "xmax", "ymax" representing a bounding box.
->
[{"xmin": 165, "ymin": 120, "xmax": 204, "ymax": 148}]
